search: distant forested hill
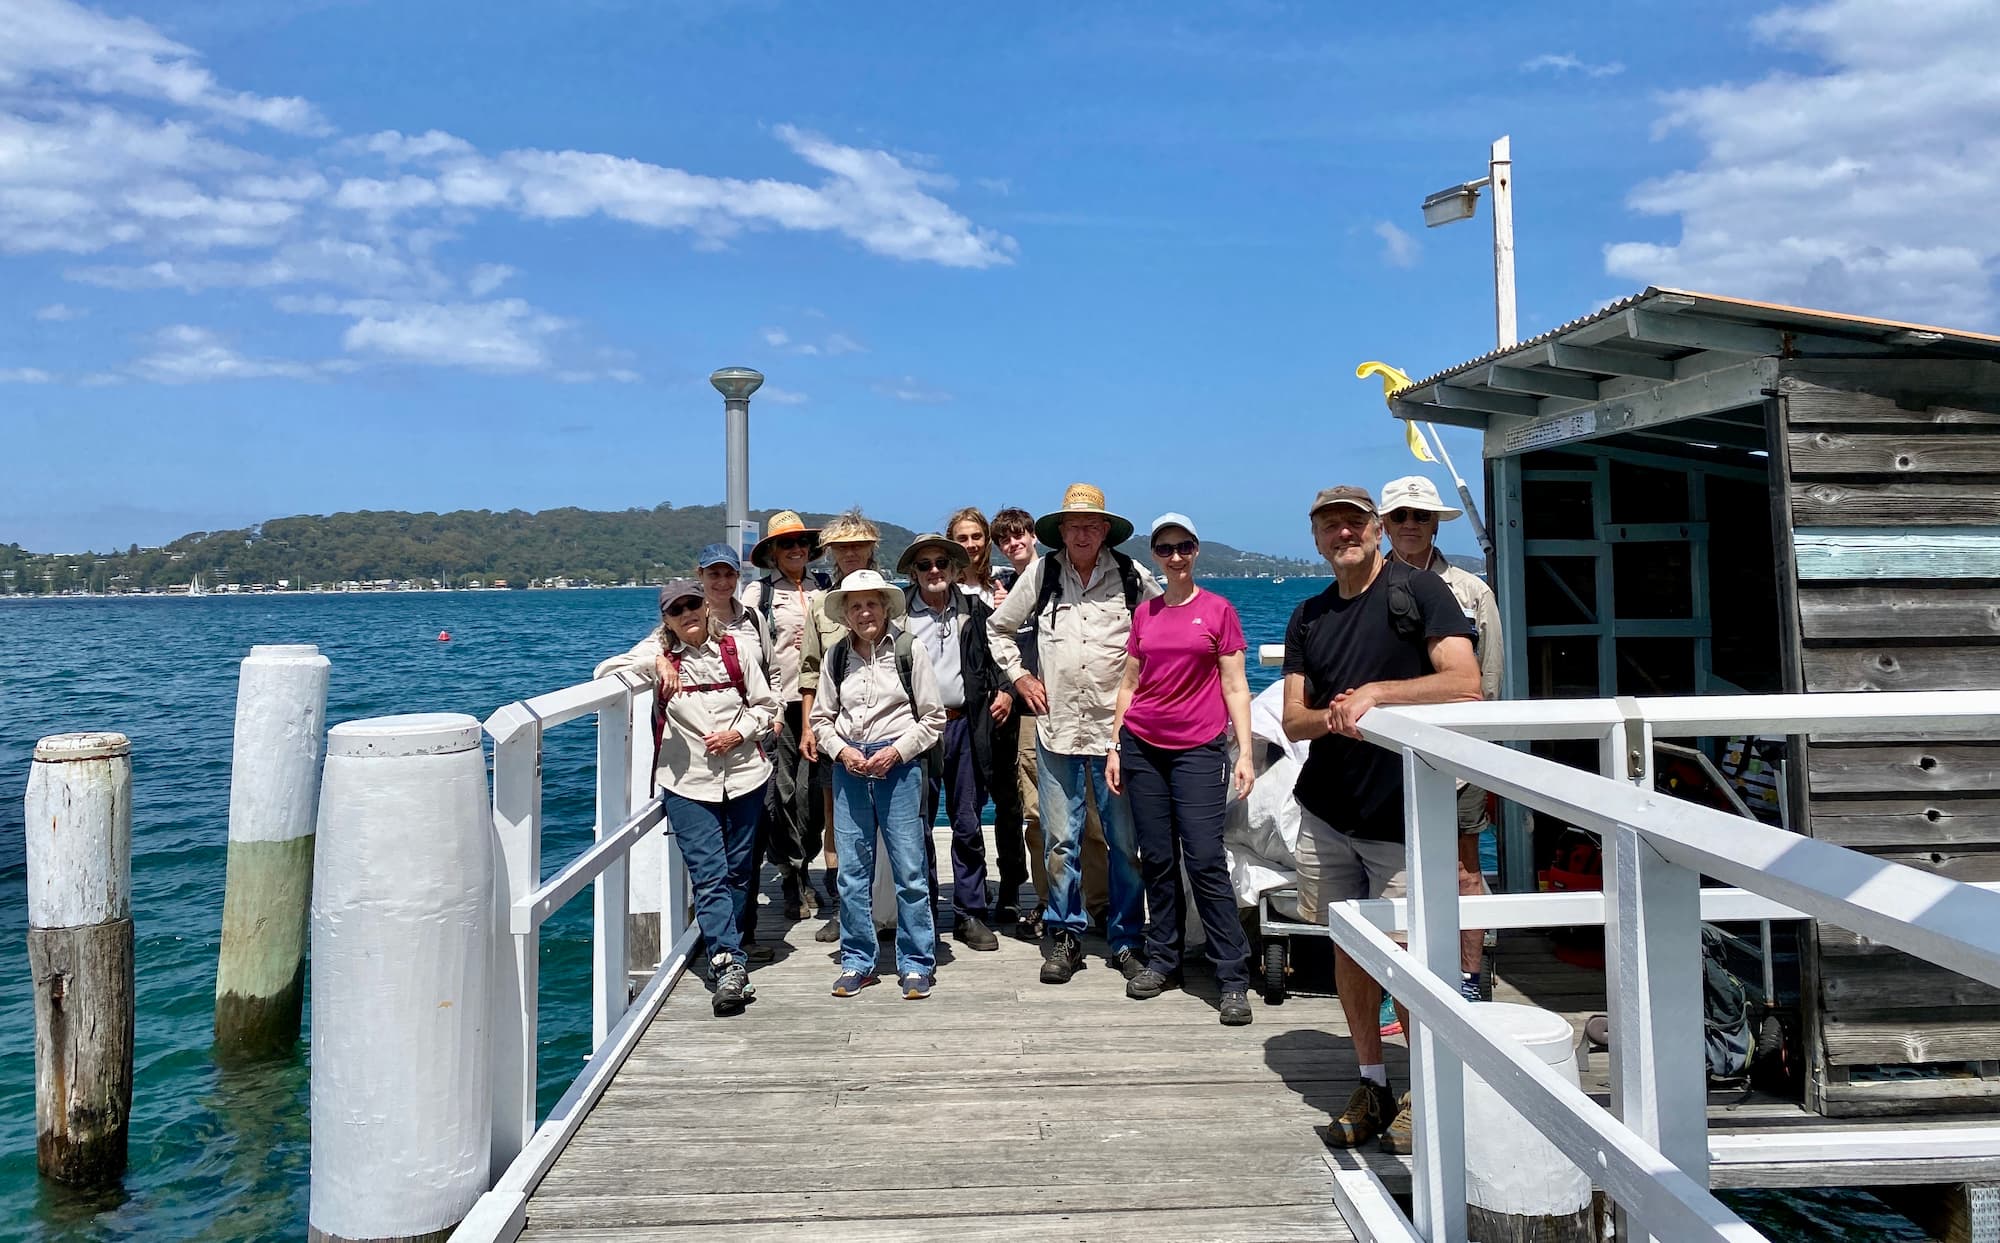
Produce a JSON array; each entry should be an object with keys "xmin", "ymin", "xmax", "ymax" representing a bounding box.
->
[{"xmin": 0, "ymin": 504, "xmax": 1321, "ymax": 593}]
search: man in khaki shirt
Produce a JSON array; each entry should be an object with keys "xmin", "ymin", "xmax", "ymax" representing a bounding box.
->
[
  {"xmin": 1381, "ymin": 476, "xmax": 1503, "ymax": 1004},
  {"xmin": 987, "ymin": 483, "xmax": 1161, "ymax": 985}
]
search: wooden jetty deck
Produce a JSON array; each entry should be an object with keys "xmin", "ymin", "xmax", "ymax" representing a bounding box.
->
[{"xmin": 511, "ymin": 832, "xmax": 2000, "ymax": 1241}]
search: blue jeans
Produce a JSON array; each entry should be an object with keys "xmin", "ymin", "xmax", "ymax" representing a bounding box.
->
[
  {"xmin": 661, "ymin": 784, "xmax": 763, "ymax": 967},
  {"xmin": 832, "ymin": 741, "xmax": 936, "ymax": 978},
  {"xmin": 1037, "ymin": 742, "xmax": 1144, "ymax": 953}
]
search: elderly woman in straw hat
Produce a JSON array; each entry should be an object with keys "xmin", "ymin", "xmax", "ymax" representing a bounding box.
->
[
  {"xmin": 599, "ymin": 579, "xmax": 780, "ymax": 1016},
  {"xmin": 1380, "ymin": 474, "xmax": 1503, "ymax": 1005},
  {"xmin": 739, "ymin": 510, "xmax": 826, "ymax": 928},
  {"xmin": 986, "ymin": 483, "xmax": 1161, "ymax": 987},
  {"xmin": 799, "ymin": 508, "xmax": 883, "ymax": 942},
  {"xmin": 809, "ymin": 568, "xmax": 948, "ymax": 998}
]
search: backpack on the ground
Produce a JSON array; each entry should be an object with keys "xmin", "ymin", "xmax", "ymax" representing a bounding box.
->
[{"xmin": 1701, "ymin": 924, "xmax": 1755, "ymax": 1084}]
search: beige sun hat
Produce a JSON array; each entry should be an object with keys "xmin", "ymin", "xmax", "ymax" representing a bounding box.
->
[
  {"xmin": 823, "ymin": 568, "xmax": 907, "ymax": 621},
  {"xmin": 895, "ymin": 532, "xmax": 970, "ymax": 577},
  {"xmin": 1378, "ymin": 475, "xmax": 1464, "ymax": 521},
  {"xmin": 750, "ymin": 510, "xmax": 822, "ymax": 569},
  {"xmin": 1035, "ymin": 482, "xmax": 1134, "ymax": 549}
]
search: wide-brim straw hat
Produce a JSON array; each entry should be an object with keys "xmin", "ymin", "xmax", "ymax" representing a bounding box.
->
[
  {"xmin": 750, "ymin": 509, "xmax": 822, "ymax": 569},
  {"xmin": 823, "ymin": 568, "xmax": 906, "ymax": 622},
  {"xmin": 1378, "ymin": 475, "xmax": 1464, "ymax": 521},
  {"xmin": 1035, "ymin": 482, "xmax": 1134, "ymax": 549},
  {"xmin": 895, "ymin": 532, "xmax": 970, "ymax": 577}
]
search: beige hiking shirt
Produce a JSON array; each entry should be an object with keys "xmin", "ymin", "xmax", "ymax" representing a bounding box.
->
[
  {"xmin": 808, "ymin": 625, "xmax": 947, "ymax": 765},
  {"xmin": 740, "ymin": 574, "xmax": 820, "ymax": 703},
  {"xmin": 1417, "ymin": 550, "xmax": 1504, "ymax": 832},
  {"xmin": 652, "ymin": 634, "xmax": 780, "ymax": 803},
  {"xmin": 986, "ymin": 551, "xmax": 1162, "ymax": 756}
]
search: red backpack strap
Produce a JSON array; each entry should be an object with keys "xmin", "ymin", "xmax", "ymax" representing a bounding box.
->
[{"xmin": 717, "ymin": 633, "xmax": 748, "ymax": 702}]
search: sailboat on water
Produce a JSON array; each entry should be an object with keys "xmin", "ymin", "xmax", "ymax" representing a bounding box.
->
[{"xmin": 187, "ymin": 574, "xmax": 206, "ymax": 597}]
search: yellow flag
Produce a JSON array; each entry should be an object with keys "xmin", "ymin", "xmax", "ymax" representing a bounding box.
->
[{"xmin": 1355, "ymin": 360, "xmax": 1436, "ymax": 463}]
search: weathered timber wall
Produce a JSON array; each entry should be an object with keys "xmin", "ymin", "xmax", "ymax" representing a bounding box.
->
[{"xmin": 1780, "ymin": 359, "xmax": 2000, "ymax": 1117}]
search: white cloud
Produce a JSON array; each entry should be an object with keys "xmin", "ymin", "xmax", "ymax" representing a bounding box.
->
[
  {"xmin": 761, "ymin": 323, "xmax": 866, "ymax": 357},
  {"xmin": 131, "ymin": 324, "xmax": 325, "ymax": 383},
  {"xmin": 873, "ymin": 375, "xmax": 952, "ymax": 404},
  {"xmin": 1373, "ymin": 220, "xmax": 1419, "ymax": 269},
  {"xmin": 336, "ymin": 298, "xmax": 567, "ymax": 372},
  {"xmin": 466, "ymin": 262, "xmax": 514, "ymax": 296},
  {"xmin": 761, "ymin": 327, "xmax": 791, "ymax": 348},
  {"xmin": 0, "ymin": 366, "xmax": 55, "ymax": 383},
  {"xmin": 35, "ymin": 303, "xmax": 86, "ymax": 320},
  {"xmin": 759, "ymin": 384, "xmax": 808, "ymax": 404},
  {"xmin": 1521, "ymin": 53, "xmax": 1625, "ymax": 78},
  {"xmin": 0, "ymin": 0, "xmax": 326, "ymax": 133},
  {"xmin": 1604, "ymin": 0, "xmax": 2000, "ymax": 327}
]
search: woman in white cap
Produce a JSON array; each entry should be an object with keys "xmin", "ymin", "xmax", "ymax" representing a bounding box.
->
[
  {"xmin": 620, "ymin": 579, "xmax": 780, "ymax": 1016},
  {"xmin": 1380, "ymin": 474, "xmax": 1503, "ymax": 1004},
  {"xmin": 809, "ymin": 569, "xmax": 948, "ymax": 998},
  {"xmin": 1105, "ymin": 513, "xmax": 1258, "ymax": 1026}
]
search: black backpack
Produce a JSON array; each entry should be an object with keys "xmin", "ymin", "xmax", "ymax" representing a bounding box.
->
[
  {"xmin": 751, "ymin": 570, "xmax": 831, "ymax": 628},
  {"xmin": 1031, "ymin": 549, "xmax": 1144, "ymax": 623},
  {"xmin": 827, "ymin": 627, "xmax": 918, "ymax": 702}
]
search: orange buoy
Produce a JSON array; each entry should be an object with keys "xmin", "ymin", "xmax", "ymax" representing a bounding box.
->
[{"xmin": 437, "ymin": 630, "xmax": 450, "ymax": 642}]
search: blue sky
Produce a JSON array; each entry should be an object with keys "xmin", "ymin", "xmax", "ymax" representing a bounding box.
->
[{"xmin": 4, "ymin": 0, "xmax": 1995, "ymax": 558}]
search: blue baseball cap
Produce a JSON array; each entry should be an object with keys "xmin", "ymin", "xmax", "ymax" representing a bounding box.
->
[{"xmin": 697, "ymin": 542, "xmax": 741, "ymax": 571}]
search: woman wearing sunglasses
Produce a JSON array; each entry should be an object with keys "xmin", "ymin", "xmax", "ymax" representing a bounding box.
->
[
  {"xmin": 1105, "ymin": 513, "xmax": 1258, "ymax": 1026},
  {"xmin": 612, "ymin": 579, "xmax": 780, "ymax": 1016}
]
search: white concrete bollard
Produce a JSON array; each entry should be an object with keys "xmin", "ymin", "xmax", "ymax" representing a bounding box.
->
[
  {"xmin": 308, "ymin": 714, "xmax": 493, "ymax": 1243},
  {"xmin": 26, "ymin": 732, "xmax": 135, "ymax": 1187},
  {"xmin": 216, "ymin": 644, "xmax": 330, "ymax": 1059},
  {"xmin": 1463, "ymin": 1003, "xmax": 1594, "ymax": 1242}
]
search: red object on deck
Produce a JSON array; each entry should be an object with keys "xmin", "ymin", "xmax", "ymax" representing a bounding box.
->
[{"xmin": 437, "ymin": 630, "xmax": 451, "ymax": 641}]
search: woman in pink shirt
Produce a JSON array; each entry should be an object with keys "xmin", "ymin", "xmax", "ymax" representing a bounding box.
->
[{"xmin": 1107, "ymin": 513, "xmax": 1257, "ymax": 1025}]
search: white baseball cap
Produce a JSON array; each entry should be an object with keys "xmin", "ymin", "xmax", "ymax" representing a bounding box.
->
[
  {"xmin": 1148, "ymin": 512, "xmax": 1200, "ymax": 542},
  {"xmin": 1378, "ymin": 476, "xmax": 1463, "ymax": 521}
]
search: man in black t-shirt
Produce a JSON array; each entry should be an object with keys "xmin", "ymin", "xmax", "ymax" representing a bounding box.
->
[{"xmin": 1280, "ymin": 484, "xmax": 1479, "ymax": 1153}]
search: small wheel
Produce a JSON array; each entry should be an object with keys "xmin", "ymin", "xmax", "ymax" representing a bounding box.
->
[{"xmin": 1263, "ymin": 939, "xmax": 1289, "ymax": 1004}]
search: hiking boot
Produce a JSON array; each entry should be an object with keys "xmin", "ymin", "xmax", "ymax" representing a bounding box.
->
[
  {"xmin": 954, "ymin": 915, "xmax": 1000, "ymax": 952},
  {"xmin": 1126, "ymin": 967, "xmax": 1180, "ymax": 1000},
  {"xmin": 831, "ymin": 970, "xmax": 877, "ymax": 997},
  {"xmin": 992, "ymin": 899, "xmax": 1021, "ymax": 925},
  {"xmin": 782, "ymin": 876, "xmax": 805, "ymax": 920},
  {"xmin": 1325, "ymin": 1081, "xmax": 1398, "ymax": 1149},
  {"xmin": 814, "ymin": 917, "xmax": 840, "ymax": 943},
  {"xmin": 746, "ymin": 942, "xmax": 776, "ymax": 964},
  {"xmin": 1219, "ymin": 989, "xmax": 1253, "ymax": 1026},
  {"xmin": 712, "ymin": 960, "xmax": 749, "ymax": 1016},
  {"xmin": 900, "ymin": 972, "xmax": 934, "ymax": 1000},
  {"xmin": 1040, "ymin": 930, "xmax": 1083, "ymax": 984},
  {"xmin": 1111, "ymin": 946, "xmax": 1145, "ymax": 981},
  {"xmin": 1380, "ymin": 1093, "xmax": 1414, "ymax": 1155},
  {"xmin": 1015, "ymin": 913, "xmax": 1044, "ymax": 943}
]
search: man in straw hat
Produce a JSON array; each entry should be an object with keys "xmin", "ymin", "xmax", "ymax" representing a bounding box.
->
[
  {"xmin": 1280, "ymin": 484, "xmax": 1479, "ymax": 1154},
  {"xmin": 987, "ymin": 483, "xmax": 1161, "ymax": 986},
  {"xmin": 1380, "ymin": 475, "xmax": 1505, "ymax": 1008},
  {"xmin": 741, "ymin": 510, "xmax": 826, "ymax": 930},
  {"xmin": 809, "ymin": 568, "xmax": 948, "ymax": 999},
  {"xmin": 898, "ymin": 532, "xmax": 1012, "ymax": 952}
]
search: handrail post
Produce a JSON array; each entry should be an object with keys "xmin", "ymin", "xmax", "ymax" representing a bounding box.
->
[
  {"xmin": 489, "ymin": 714, "xmax": 542, "ymax": 1175},
  {"xmin": 593, "ymin": 699, "xmax": 633, "ymax": 1046},
  {"xmin": 1403, "ymin": 748, "xmax": 1468, "ymax": 1243},
  {"xmin": 626, "ymin": 685, "xmax": 663, "ymax": 977}
]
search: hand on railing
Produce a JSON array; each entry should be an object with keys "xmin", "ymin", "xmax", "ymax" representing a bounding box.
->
[
  {"xmin": 1329, "ymin": 685, "xmax": 1382, "ymax": 739},
  {"xmin": 653, "ymin": 654, "xmax": 681, "ymax": 698}
]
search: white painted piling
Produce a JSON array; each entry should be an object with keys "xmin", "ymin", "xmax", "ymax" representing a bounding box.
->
[
  {"xmin": 1463, "ymin": 1003, "xmax": 1595, "ymax": 1242},
  {"xmin": 25, "ymin": 732, "xmax": 135, "ymax": 1187},
  {"xmin": 308, "ymin": 714, "xmax": 492, "ymax": 1243},
  {"xmin": 624, "ymin": 685, "xmax": 663, "ymax": 976},
  {"xmin": 215, "ymin": 644, "xmax": 330, "ymax": 1059}
]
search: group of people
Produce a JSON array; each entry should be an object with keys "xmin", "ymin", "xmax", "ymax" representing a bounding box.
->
[{"xmin": 596, "ymin": 474, "xmax": 1499, "ymax": 1154}]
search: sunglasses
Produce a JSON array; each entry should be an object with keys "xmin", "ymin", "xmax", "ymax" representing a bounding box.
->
[
  {"xmin": 663, "ymin": 597, "xmax": 705, "ymax": 618},
  {"xmin": 1152, "ymin": 539, "xmax": 1198, "ymax": 559},
  {"xmin": 913, "ymin": 558, "xmax": 953, "ymax": 573},
  {"xmin": 1385, "ymin": 509, "xmax": 1436, "ymax": 524},
  {"xmin": 772, "ymin": 534, "xmax": 812, "ymax": 550}
]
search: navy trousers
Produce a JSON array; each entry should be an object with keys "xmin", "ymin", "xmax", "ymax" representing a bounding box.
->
[
  {"xmin": 1118, "ymin": 734, "xmax": 1251, "ymax": 991},
  {"xmin": 661, "ymin": 784, "xmax": 764, "ymax": 967},
  {"xmin": 923, "ymin": 715, "xmax": 990, "ymax": 922}
]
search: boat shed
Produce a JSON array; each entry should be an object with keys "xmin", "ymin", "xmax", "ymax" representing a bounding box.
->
[{"xmin": 1391, "ymin": 287, "xmax": 2000, "ymax": 1117}]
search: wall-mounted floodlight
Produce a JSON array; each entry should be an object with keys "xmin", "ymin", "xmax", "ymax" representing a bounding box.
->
[
  {"xmin": 1416, "ymin": 135, "xmax": 1516, "ymax": 348},
  {"xmin": 1421, "ymin": 181, "xmax": 1486, "ymax": 228}
]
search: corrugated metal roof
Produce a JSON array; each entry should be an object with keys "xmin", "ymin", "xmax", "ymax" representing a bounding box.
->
[{"xmin": 1393, "ymin": 287, "xmax": 2000, "ymax": 399}]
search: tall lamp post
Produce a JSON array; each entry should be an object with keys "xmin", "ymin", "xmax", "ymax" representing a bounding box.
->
[
  {"xmin": 1420, "ymin": 134, "xmax": 1516, "ymax": 348},
  {"xmin": 709, "ymin": 367, "xmax": 764, "ymax": 558}
]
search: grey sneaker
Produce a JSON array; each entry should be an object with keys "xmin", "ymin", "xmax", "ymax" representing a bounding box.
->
[
  {"xmin": 711, "ymin": 959, "xmax": 749, "ymax": 1016},
  {"xmin": 1126, "ymin": 968, "xmax": 1180, "ymax": 1000},
  {"xmin": 1111, "ymin": 946, "xmax": 1145, "ymax": 981},
  {"xmin": 814, "ymin": 917, "xmax": 840, "ymax": 943},
  {"xmin": 1219, "ymin": 989, "xmax": 1253, "ymax": 1026}
]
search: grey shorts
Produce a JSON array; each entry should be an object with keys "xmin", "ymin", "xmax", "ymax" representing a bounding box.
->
[{"xmin": 1293, "ymin": 808, "xmax": 1407, "ymax": 925}]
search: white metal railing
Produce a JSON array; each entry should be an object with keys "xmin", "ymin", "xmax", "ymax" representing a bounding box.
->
[
  {"xmin": 453, "ymin": 670, "xmax": 698, "ymax": 1243},
  {"xmin": 1327, "ymin": 690, "xmax": 2000, "ymax": 1243}
]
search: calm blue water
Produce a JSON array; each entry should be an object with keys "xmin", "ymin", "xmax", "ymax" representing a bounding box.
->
[{"xmin": 0, "ymin": 583, "xmax": 1920, "ymax": 1240}]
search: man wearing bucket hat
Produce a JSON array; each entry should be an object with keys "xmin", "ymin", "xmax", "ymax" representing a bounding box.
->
[
  {"xmin": 1380, "ymin": 475, "xmax": 1506, "ymax": 1008},
  {"xmin": 987, "ymin": 483, "xmax": 1161, "ymax": 985},
  {"xmin": 1280, "ymin": 484, "xmax": 1480, "ymax": 1152},
  {"xmin": 810, "ymin": 568, "xmax": 948, "ymax": 998},
  {"xmin": 741, "ymin": 510, "xmax": 826, "ymax": 924},
  {"xmin": 898, "ymin": 532, "xmax": 1012, "ymax": 952}
]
